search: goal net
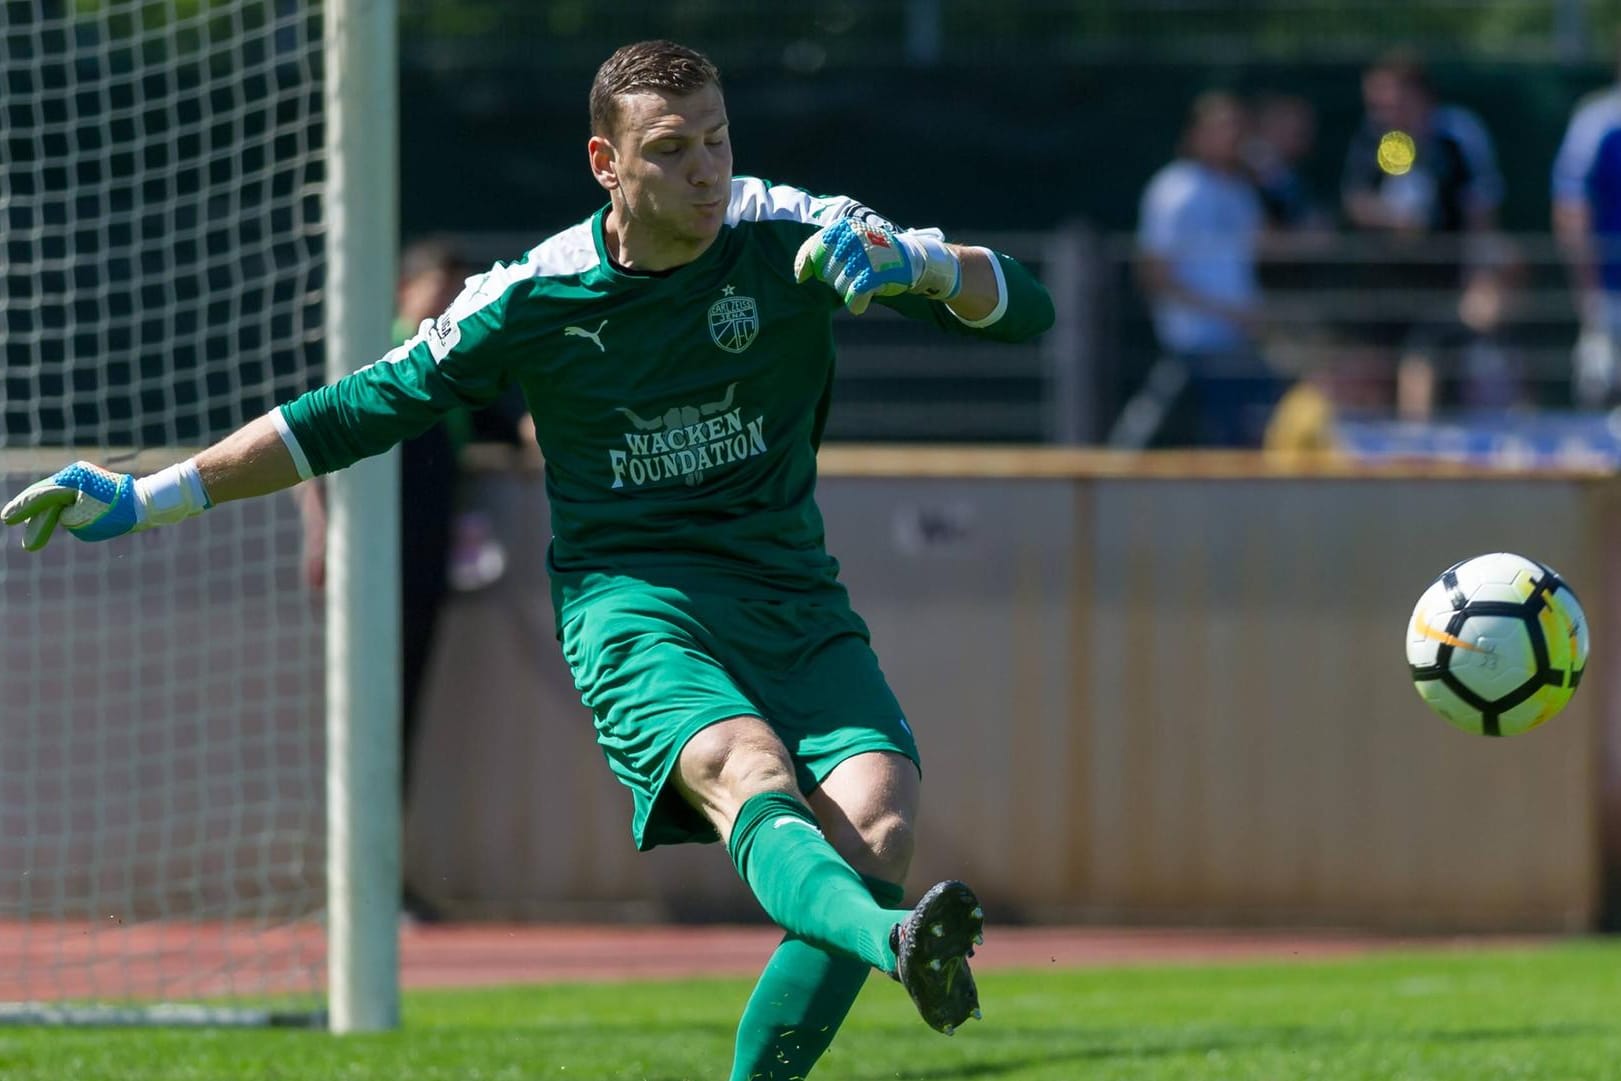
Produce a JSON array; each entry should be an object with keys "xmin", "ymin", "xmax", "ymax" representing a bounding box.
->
[{"xmin": 0, "ymin": 0, "xmax": 335, "ymax": 1026}]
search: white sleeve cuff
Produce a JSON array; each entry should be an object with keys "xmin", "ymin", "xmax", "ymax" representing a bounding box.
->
[
  {"xmin": 270, "ymin": 406, "xmax": 315, "ymax": 480},
  {"xmin": 134, "ymin": 458, "xmax": 212, "ymax": 526},
  {"xmin": 948, "ymin": 248, "xmax": 1007, "ymax": 328}
]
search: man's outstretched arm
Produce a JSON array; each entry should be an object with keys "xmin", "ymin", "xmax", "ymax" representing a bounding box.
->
[
  {"xmin": 197, "ymin": 413, "xmax": 306, "ymax": 503},
  {"xmin": 4, "ymin": 265, "xmax": 526, "ymax": 552},
  {"xmin": 3, "ymin": 412, "xmax": 309, "ymax": 552}
]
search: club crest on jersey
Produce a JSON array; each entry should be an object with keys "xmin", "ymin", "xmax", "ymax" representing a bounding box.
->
[{"xmin": 708, "ymin": 287, "xmax": 758, "ymax": 354}]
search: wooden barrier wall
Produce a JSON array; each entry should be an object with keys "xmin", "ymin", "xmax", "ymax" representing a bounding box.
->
[{"xmin": 405, "ymin": 450, "xmax": 1619, "ymax": 932}]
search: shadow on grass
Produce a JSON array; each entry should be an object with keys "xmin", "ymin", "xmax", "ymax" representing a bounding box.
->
[{"xmin": 841, "ymin": 1020, "xmax": 1612, "ymax": 1081}]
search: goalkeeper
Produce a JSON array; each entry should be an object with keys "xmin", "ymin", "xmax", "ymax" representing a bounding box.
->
[{"xmin": 4, "ymin": 39, "xmax": 1054, "ymax": 1076}]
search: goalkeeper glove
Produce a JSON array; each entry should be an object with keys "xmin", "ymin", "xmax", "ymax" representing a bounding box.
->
[
  {"xmin": 793, "ymin": 218, "xmax": 961, "ymax": 315},
  {"xmin": 1, "ymin": 460, "xmax": 211, "ymax": 551}
]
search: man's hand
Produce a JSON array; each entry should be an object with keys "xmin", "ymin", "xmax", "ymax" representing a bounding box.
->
[
  {"xmin": 794, "ymin": 218, "xmax": 961, "ymax": 315},
  {"xmin": 1, "ymin": 462, "xmax": 146, "ymax": 551}
]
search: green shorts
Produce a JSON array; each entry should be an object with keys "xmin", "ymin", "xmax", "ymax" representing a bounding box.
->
[{"xmin": 558, "ymin": 584, "xmax": 920, "ymax": 850}]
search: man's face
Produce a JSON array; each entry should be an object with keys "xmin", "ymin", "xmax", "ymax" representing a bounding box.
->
[
  {"xmin": 1191, "ymin": 104, "xmax": 1245, "ymax": 171},
  {"xmin": 1258, "ymin": 101, "xmax": 1313, "ymax": 163},
  {"xmin": 1364, "ymin": 70, "xmax": 1427, "ymax": 133},
  {"xmin": 592, "ymin": 83, "xmax": 733, "ymax": 250},
  {"xmin": 398, "ymin": 268, "xmax": 460, "ymax": 325}
]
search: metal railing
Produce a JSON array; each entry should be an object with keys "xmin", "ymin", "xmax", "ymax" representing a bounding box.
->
[{"xmin": 1094, "ymin": 230, "xmax": 1592, "ymax": 438}]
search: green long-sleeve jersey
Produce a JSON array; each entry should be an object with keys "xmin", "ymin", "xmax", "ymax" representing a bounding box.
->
[{"xmin": 277, "ymin": 177, "xmax": 1055, "ymax": 611}]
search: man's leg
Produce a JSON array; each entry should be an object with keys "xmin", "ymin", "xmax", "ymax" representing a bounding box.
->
[
  {"xmin": 729, "ymin": 751, "xmax": 915, "ymax": 1081},
  {"xmin": 675, "ymin": 721, "xmax": 981, "ymax": 1043},
  {"xmin": 560, "ymin": 586, "xmax": 977, "ymax": 1055},
  {"xmin": 673, "ymin": 718, "xmax": 902, "ymax": 973}
]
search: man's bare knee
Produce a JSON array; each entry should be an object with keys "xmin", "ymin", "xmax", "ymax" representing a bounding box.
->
[
  {"xmin": 820, "ymin": 804, "xmax": 915, "ymax": 882},
  {"xmin": 679, "ymin": 720, "xmax": 795, "ymax": 792},
  {"xmin": 674, "ymin": 717, "xmax": 798, "ymax": 841},
  {"xmin": 860, "ymin": 809, "xmax": 916, "ymax": 880},
  {"xmin": 809, "ymin": 751, "xmax": 920, "ymax": 882}
]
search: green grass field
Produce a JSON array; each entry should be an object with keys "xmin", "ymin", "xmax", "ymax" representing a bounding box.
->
[{"xmin": 3, "ymin": 942, "xmax": 1619, "ymax": 1080}]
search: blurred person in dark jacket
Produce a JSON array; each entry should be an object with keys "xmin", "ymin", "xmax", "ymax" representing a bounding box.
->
[
  {"xmin": 1246, "ymin": 93, "xmax": 1330, "ymax": 234},
  {"xmin": 1341, "ymin": 49, "xmax": 1515, "ymax": 420}
]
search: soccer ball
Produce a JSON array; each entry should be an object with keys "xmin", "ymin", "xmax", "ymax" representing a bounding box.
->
[{"xmin": 1406, "ymin": 552, "xmax": 1589, "ymax": 737}]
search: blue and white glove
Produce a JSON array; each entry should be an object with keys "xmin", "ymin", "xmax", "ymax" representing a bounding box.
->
[
  {"xmin": 1, "ymin": 460, "xmax": 211, "ymax": 551},
  {"xmin": 793, "ymin": 218, "xmax": 962, "ymax": 315}
]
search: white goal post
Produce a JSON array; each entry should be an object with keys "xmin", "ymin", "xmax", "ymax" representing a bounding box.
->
[
  {"xmin": 323, "ymin": 0, "xmax": 401, "ymax": 1037},
  {"xmin": 0, "ymin": 0, "xmax": 399, "ymax": 1031}
]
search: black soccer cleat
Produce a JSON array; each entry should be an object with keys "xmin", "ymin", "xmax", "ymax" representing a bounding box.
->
[{"xmin": 889, "ymin": 879, "xmax": 984, "ymax": 1035}]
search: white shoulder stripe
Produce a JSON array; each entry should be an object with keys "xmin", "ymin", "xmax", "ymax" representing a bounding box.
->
[
  {"xmin": 428, "ymin": 228, "xmax": 591, "ymax": 336},
  {"xmin": 524, "ymin": 219, "xmax": 599, "ymax": 277},
  {"xmin": 727, "ymin": 176, "xmax": 816, "ymax": 224},
  {"xmin": 726, "ymin": 176, "xmax": 875, "ymax": 228}
]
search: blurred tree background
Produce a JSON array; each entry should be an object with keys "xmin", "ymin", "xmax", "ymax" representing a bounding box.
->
[
  {"xmin": 37, "ymin": 1, "xmax": 1621, "ymax": 234},
  {"xmin": 384, "ymin": 0, "xmax": 1621, "ymax": 236},
  {"xmin": 396, "ymin": 0, "xmax": 1617, "ymax": 64}
]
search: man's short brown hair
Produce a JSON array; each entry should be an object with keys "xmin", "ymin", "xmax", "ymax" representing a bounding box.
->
[{"xmin": 589, "ymin": 40, "xmax": 722, "ymax": 137}]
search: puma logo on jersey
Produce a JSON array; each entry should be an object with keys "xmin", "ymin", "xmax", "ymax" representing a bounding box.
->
[{"xmin": 564, "ymin": 320, "xmax": 608, "ymax": 352}]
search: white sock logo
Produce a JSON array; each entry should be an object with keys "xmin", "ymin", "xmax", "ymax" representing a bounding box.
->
[{"xmin": 771, "ymin": 816, "xmax": 823, "ymax": 836}]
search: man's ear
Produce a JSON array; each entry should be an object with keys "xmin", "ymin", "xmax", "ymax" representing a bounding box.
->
[{"xmin": 588, "ymin": 135, "xmax": 619, "ymax": 191}]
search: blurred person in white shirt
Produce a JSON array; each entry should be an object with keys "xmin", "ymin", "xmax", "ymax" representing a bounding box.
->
[{"xmin": 1136, "ymin": 91, "xmax": 1281, "ymax": 447}]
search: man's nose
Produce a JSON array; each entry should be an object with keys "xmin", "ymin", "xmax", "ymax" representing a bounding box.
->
[{"xmin": 691, "ymin": 148, "xmax": 723, "ymax": 186}]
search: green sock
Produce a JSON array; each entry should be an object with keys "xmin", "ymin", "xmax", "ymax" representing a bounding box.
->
[
  {"xmin": 728, "ymin": 876, "xmax": 904, "ymax": 1081},
  {"xmin": 727, "ymin": 792, "xmax": 902, "ymax": 972}
]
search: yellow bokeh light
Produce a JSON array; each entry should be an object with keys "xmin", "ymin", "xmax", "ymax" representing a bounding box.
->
[{"xmin": 1377, "ymin": 130, "xmax": 1416, "ymax": 176}]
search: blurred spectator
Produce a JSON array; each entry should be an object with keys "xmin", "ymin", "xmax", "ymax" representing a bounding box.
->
[
  {"xmin": 293, "ymin": 235, "xmax": 532, "ymax": 922},
  {"xmin": 1263, "ymin": 377, "xmax": 1342, "ymax": 459},
  {"xmin": 1133, "ymin": 91, "xmax": 1283, "ymax": 447},
  {"xmin": 1341, "ymin": 49, "xmax": 1512, "ymax": 420},
  {"xmin": 1343, "ymin": 50, "xmax": 1502, "ymax": 237},
  {"xmin": 1245, "ymin": 94, "xmax": 1330, "ymax": 233},
  {"xmin": 1552, "ymin": 39, "xmax": 1621, "ymax": 409}
]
